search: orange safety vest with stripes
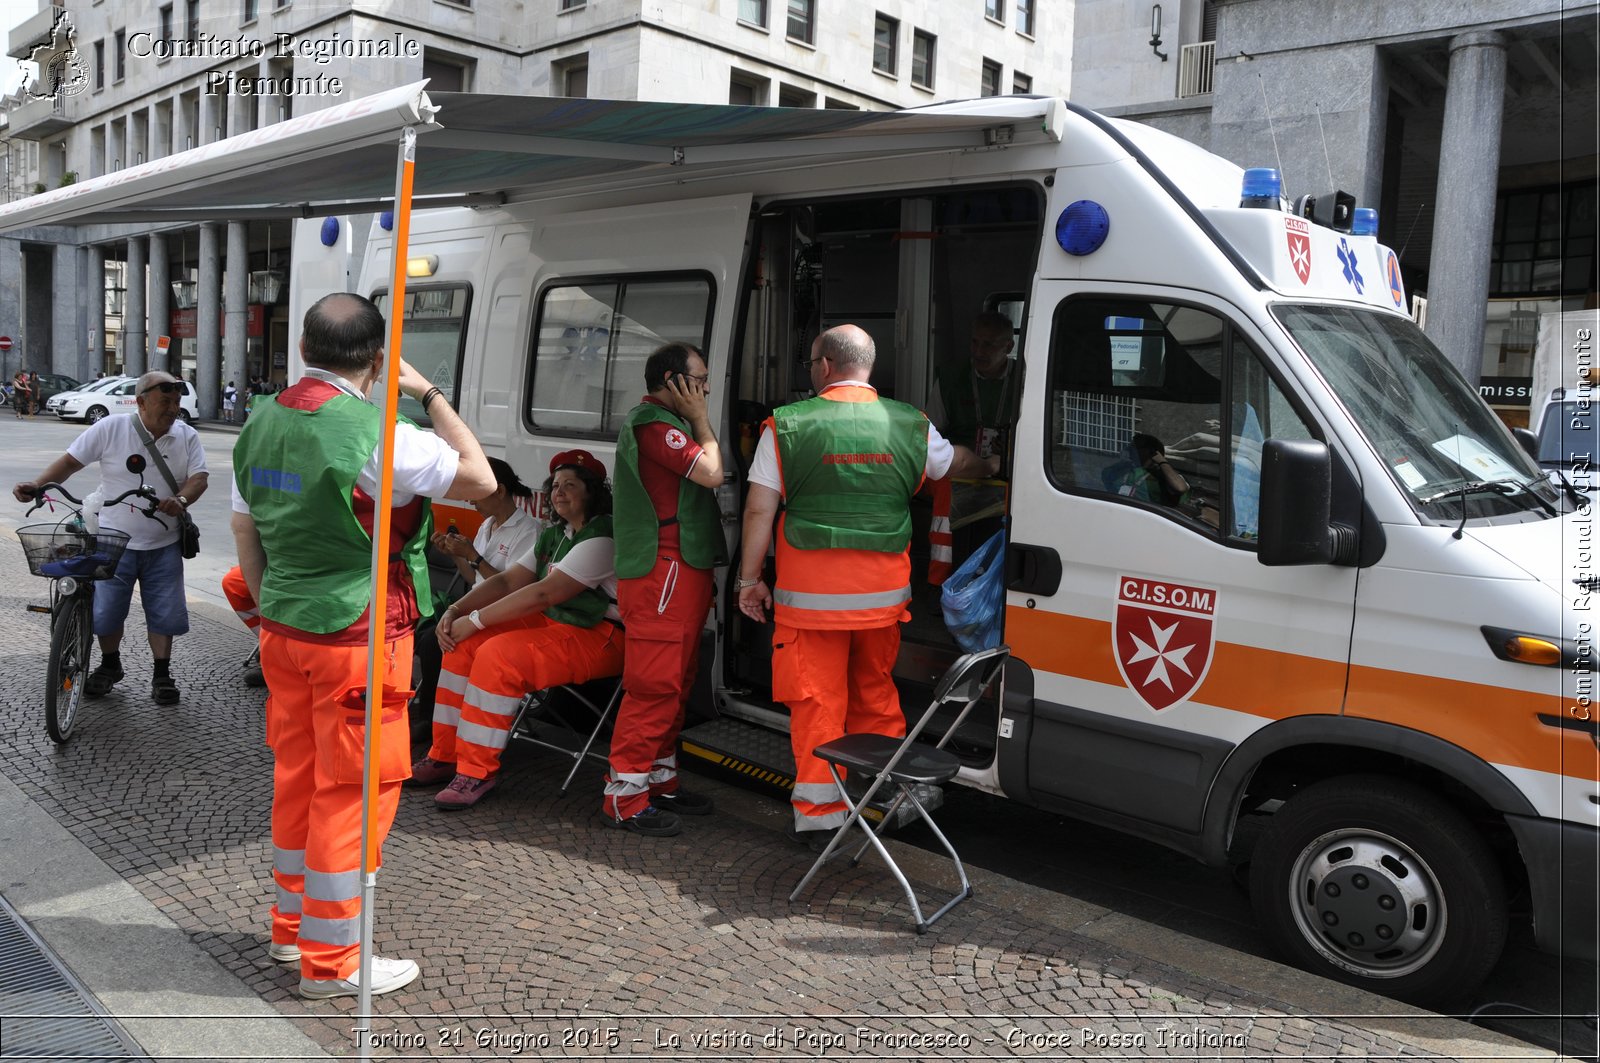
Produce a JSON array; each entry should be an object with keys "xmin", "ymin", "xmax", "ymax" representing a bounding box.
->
[{"xmin": 770, "ymin": 387, "xmax": 928, "ymax": 630}]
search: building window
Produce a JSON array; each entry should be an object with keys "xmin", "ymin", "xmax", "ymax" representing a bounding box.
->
[
  {"xmin": 242, "ymin": 0, "xmax": 257, "ymax": 22},
  {"xmin": 422, "ymin": 51, "xmax": 473, "ymax": 92},
  {"xmin": 159, "ymin": 4, "xmax": 173, "ymax": 42},
  {"xmin": 738, "ymin": 0, "xmax": 766, "ymax": 27},
  {"xmin": 778, "ymin": 84, "xmax": 816, "ymax": 108},
  {"xmin": 911, "ymin": 30, "xmax": 935, "ymax": 89},
  {"xmin": 824, "ymin": 97, "xmax": 859, "ymax": 109},
  {"xmin": 186, "ymin": 0, "xmax": 200, "ymax": 42},
  {"xmin": 786, "ymin": 0, "xmax": 814, "ymax": 44},
  {"xmin": 980, "ymin": 58, "xmax": 1001, "ymax": 97},
  {"xmin": 985, "ymin": 0, "xmax": 1003, "ymax": 22},
  {"xmin": 560, "ymin": 0, "xmax": 584, "ymax": 10},
  {"xmin": 1490, "ymin": 181, "xmax": 1598, "ymax": 296},
  {"xmin": 729, "ymin": 71, "xmax": 769, "ymax": 105},
  {"xmin": 1013, "ymin": 71, "xmax": 1032, "ymax": 94},
  {"xmin": 94, "ymin": 40, "xmax": 105, "ymax": 90},
  {"xmin": 1016, "ymin": 0, "xmax": 1034, "ymax": 36},
  {"xmin": 873, "ymin": 13, "xmax": 898, "ymax": 75},
  {"xmin": 114, "ymin": 29, "xmax": 125, "ymax": 81},
  {"xmin": 554, "ymin": 55, "xmax": 588, "ymax": 97}
]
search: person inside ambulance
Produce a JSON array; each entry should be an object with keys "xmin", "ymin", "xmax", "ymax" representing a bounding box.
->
[
  {"xmin": 1115, "ymin": 433, "xmax": 1192, "ymax": 507},
  {"xmin": 408, "ymin": 450, "xmax": 623, "ymax": 810}
]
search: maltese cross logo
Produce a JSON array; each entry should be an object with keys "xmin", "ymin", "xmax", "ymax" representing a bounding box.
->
[
  {"xmin": 1285, "ymin": 217, "xmax": 1312, "ymax": 284},
  {"xmin": 1113, "ymin": 576, "xmax": 1217, "ymax": 711}
]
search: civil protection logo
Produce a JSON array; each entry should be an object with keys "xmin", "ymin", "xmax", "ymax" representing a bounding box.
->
[
  {"xmin": 1113, "ymin": 576, "xmax": 1217, "ymax": 711},
  {"xmin": 1386, "ymin": 251, "xmax": 1405, "ymax": 308},
  {"xmin": 24, "ymin": 9, "xmax": 88, "ymax": 102}
]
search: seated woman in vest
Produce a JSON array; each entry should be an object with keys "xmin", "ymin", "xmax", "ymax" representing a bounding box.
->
[{"xmin": 410, "ymin": 450, "xmax": 622, "ymax": 809}]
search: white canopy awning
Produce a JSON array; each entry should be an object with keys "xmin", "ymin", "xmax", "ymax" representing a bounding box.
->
[{"xmin": 0, "ymin": 83, "xmax": 1061, "ymax": 231}]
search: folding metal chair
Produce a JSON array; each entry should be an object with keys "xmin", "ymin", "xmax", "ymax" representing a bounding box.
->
[
  {"xmin": 508, "ymin": 678, "xmax": 624, "ymax": 793},
  {"xmin": 789, "ymin": 644, "xmax": 1010, "ymax": 933}
]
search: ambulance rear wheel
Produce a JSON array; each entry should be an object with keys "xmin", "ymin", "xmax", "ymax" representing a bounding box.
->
[{"xmin": 1249, "ymin": 775, "xmax": 1507, "ymax": 1007}]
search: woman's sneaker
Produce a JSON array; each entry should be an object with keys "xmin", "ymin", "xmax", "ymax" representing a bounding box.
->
[
  {"xmin": 406, "ymin": 756, "xmax": 455, "ymax": 786},
  {"xmin": 434, "ymin": 772, "xmax": 497, "ymax": 809},
  {"xmin": 298, "ymin": 956, "xmax": 420, "ymax": 1000}
]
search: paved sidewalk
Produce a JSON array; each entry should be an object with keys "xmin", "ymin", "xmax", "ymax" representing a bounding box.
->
[{"xmin": 0, "ymin": 528, "xmax": 1559, "ymax": 1061}]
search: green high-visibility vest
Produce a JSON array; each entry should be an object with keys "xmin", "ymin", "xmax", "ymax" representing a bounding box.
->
[
  {"xmin": 535, "ymin": 516, "xmax": 616, "ymax": 629},
  {"xmin": 773, "ymin": 392, "xmax": 927, "ymax": 552},
  {"xmin": 613, "ymin": 401, "xmax": 725, "ymax": 579},
  {"xmin": 234, "ymin": 390, "xmax": 432, "ymax": 634}
]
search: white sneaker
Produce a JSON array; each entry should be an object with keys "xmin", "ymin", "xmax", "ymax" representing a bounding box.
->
[
  {"xmin": 267, "ymin": 941, "xmax": 301, "ymax": 963},
  {"xmin": 298, "ymin": 956, "xmax": 420, "ymax": 1000}
]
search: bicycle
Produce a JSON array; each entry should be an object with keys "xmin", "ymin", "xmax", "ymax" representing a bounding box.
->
[{"xmin": 17, "ymin": 477, "xmax": 162, "ymax": 743}]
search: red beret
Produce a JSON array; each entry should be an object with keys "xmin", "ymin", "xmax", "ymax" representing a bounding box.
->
[{"xmin": 549, "ymin": 449, "xmax": 607, "ymax": 480}]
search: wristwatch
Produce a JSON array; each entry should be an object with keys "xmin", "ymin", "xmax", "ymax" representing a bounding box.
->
[
  {"xmin": 734, "ymin": 576, "xmax": 760, "ymax": 589},
  {"xmin": 176, "ymin": 495, "xmax": 189, "ymax": 507},
  {"xmin": 469, "ymin": 555, "xmax": 485, "ymax": 570}
]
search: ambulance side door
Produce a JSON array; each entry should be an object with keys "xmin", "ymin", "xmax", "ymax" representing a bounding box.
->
[{"xmin": 1003, "ymin": 285, "xmax": 1358, "ymax": 838}]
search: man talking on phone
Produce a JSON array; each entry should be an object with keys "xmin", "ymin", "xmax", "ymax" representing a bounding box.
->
[{"xmin": 603, "ymin": 343, "xmax": 727, "ymax": 836}]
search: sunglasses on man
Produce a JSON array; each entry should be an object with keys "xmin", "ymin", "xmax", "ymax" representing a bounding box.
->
[{"xmin": 139, "ymin": 381, "xmax": 183, "ymax": 396}]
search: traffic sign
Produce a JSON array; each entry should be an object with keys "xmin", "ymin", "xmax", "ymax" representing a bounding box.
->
[{"xmin": 0, "ymin": 336, "xmax": 12, "ymax": 352}]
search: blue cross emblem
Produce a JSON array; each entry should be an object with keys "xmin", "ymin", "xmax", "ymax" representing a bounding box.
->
[{"xmin": 1336, "ymin": 239, "xmax": 1365, "ymax": 294}]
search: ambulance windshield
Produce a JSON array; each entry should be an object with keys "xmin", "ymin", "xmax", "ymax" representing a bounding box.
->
[{"xmin": 1274, "ymin": 304, "xmax": 1560, "ymax": 523}]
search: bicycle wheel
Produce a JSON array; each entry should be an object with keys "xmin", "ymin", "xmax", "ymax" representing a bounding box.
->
[{"xmin": 45, "ymin": 595, "xmax": 92, "ymax": 744}]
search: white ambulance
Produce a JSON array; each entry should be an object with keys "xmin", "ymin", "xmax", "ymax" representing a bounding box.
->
[{"xmin": 5, "ymin": 85, "xmax": 1588, "ymax": 1005}]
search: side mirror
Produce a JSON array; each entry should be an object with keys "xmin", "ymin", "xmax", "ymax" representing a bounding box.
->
[
  {"xmin": 1258, "ymin": 438, "xmax": 1333, "ymax": 566},
  {"xmin": 1512, "ymin": 426, "xmax": 1539, "ymax": 463}
]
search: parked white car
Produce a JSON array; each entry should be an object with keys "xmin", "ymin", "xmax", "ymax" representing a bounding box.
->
[{"xmin": 51, "ymin": 376, "xmax": 199, "ymax": 423}]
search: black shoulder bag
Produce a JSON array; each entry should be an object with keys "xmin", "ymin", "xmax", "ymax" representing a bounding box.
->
[{"xmin": 132, "ymin": 417, "xmax": 201, "ymax": 559}]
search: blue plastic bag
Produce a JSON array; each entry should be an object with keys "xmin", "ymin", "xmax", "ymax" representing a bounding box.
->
[{"xmin": 940, "ymin": 529, "xmax": 1007, "ymax": 653}]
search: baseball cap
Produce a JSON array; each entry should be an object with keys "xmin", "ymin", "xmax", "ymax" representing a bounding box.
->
[{"xmin": 549, "ymin": 449, "xmax": 607, "ymax": 480}]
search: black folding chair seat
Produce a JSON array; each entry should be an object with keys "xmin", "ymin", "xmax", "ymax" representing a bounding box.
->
[{"xmin": 789, "ymin": 645, "xmax": 1009, "ymax": 933}]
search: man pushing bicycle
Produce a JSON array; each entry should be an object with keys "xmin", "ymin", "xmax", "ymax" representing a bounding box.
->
[{"xmin": 13, "ymin": 370, "xmax": 208, "ymax": 705}]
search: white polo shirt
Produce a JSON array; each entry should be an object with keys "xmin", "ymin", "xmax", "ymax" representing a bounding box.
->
[{"xmin": 67, "ymin": 413, "xmax": 207, "ymax": 550}]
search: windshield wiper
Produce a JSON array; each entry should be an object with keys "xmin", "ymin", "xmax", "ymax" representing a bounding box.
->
[{"xmin": 1419, "ymin": 478, "xmax": 1559, "ymax": 520}]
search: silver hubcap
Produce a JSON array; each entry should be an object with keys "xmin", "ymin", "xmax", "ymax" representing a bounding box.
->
[{"xmin": 1286, "ymin": 828, "xmax": 1446, "ymax": 979}]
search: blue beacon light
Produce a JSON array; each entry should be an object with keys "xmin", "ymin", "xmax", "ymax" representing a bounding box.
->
[
  {"xmin": 379, "ymin": 210, "xmax": 394, "ymax": 231},
  {"xmin": 1240, "ymin": 167, "xmax": 1281, "ymax": 209},
  {"xmin": 1055, "ymin": 200, "xmax": 1110, "ymax": 257},
  {"xmin": 1351, "ymin": 207, "xmax": 1378, "ymax": 236},
  {"xmin": 319, "ymin": 217, "xmax": 340, "ymax": 247}
]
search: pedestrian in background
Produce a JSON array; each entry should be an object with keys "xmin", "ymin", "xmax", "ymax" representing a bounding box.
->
[
  {"xmin": 13, "ymin": 370, "xmax": 208, "ymax": 705},
  {"xmin": 231, "ymin": 292, "xmax": 493, "ymax": 1000}
]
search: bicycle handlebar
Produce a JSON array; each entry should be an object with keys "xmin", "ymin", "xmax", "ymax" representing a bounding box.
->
[{"xmin": 26, "ymin": 482, "xmax": 164, "ymax": 522}]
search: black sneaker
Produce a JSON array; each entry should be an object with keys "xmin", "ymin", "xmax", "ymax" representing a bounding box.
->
[
  {"xmin": 606, "ymin": 805, "xmax": 682, "ymax": 837},
  {"xmin": 84, "ymin": 660, "xmax": 124, "ymax": 697},
  {"xmin": 652, "ymin": 789, "xmax": 713, "ymax": 816}
]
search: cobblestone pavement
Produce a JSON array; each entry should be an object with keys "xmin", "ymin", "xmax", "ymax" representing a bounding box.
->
[{"xmin": 0, "ymin": 531, "xmax": 1554, "ymax": 1061}]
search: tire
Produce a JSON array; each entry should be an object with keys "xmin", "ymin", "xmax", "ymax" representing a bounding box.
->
[
  {"xmin": 86, "ymin": 405, "xmax": 108, "ymax": 423},
  {"xmin": 177, "ymin": 409, "xmax": 192, "ymax": 423},
  {"xmin": 1248, "ymin": 775, "xmax": 1508, "ymax": 1007},
  {"xmin": 44, "ymin": 596, "xmax": 93, "ymax": 744}
]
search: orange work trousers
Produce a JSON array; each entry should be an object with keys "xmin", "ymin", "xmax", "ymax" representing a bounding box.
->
[
  {"xmin": 771, "ymin": 623, "xmax": 905, "ymax": 831},
  {"xmin": 429, "ymin": 613, "xmax": 623, "ymax": 780},
  {"xmin": 604, "ymin": 556, "xmax": 714, "ymax": 821},
  {"xmin": 262, "ymin": 628, "xmax": 413, "ymax": 981},
  {"xmin": 222, "ymin": 565, "xmax": 260, "ymax": 630}
]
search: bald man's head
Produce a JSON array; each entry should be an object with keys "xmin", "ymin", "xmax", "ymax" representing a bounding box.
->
[{"xmin": 302, "ymin": 293, "xmax": 385, "ymax": 372}]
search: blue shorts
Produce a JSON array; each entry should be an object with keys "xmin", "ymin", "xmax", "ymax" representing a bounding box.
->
[{"xmin": 93, "ymin": 541, "xmax": 190, "ymax": 638}]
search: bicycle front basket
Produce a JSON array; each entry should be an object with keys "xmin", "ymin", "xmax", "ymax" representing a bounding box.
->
[{"xmin": 18, "ymin": 523, "xmax": 131, "ymax": 580}]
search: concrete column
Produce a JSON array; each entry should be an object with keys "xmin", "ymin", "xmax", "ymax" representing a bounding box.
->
[
  {"xmin": 1423, "ymin": 31, "xmax": 1506, "ymax": 384},
  {"xmin": 124, "ymin": 236, "xmax": 147, "ymax": 377},
  {"xmin": 0, "ymin": 237, "xmax": 22, "ymax": 379},
  {"xmin": 148, "ymin": 231, "xmax": 169, "ymax": 370},
  {"xmin": 224, "ymin": 221, "xmax": 248, "ymax": 416},
  {"xmin": 86, "ymin": 245, "xmax": 104, "ymax": 379},
  {"xmin": 197, "ymin": 223, "xmax": 221, "ymax": 418}
]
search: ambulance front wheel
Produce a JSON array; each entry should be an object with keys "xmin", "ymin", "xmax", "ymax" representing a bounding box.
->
[{"xmin": 1249, "ymin": 775, "xmax": 1508, "ymax": 1007}]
